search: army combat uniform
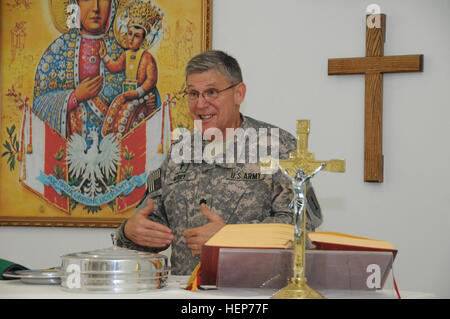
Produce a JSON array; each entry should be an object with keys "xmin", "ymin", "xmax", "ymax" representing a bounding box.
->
[{"xmin": 117, "ymin": 115, "xmax": 322, "ymax": 275}]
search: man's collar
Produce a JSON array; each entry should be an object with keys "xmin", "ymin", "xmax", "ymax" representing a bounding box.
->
[{"xmin": 238, "ymin": 113, "xmax": 248, "ymax": 130}]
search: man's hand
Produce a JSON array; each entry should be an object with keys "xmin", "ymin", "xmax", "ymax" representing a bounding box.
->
[
  {"xmin": 124, "ymin": 199, "xmax": 174, "ymax": 248},
  {"xmin": 183, "ymin": 204, "xmax": 226, "ymax": 255},
  {"xmin": 74, "ymin": 76, "xmax": 104, "ymax": 102}
]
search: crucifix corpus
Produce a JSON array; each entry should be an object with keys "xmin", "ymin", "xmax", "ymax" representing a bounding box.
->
[{"xmin": 328, "ymin": 14, "xmax": 423, "ymax": 182}]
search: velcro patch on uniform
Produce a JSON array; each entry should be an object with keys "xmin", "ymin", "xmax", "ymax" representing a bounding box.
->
[
  {"xmin": 167, "ymin": 171, "xmax": 196, "ymax": 184},
  {"xmin": 226, "ymin": 170, "xmax": 265, "ymax": 181},
  {"xmin": 147, "ymin": 168, "xmax": 162, "ymax": 193}
]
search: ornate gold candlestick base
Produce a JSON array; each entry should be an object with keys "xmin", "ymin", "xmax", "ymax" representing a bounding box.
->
[{"xmin": 272, "ymin": 278, "xmax": 325, "ymax": 299}]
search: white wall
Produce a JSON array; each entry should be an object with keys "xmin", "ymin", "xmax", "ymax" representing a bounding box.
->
[
  {"xmin": 1, "ymin": 0, "xmax": 449, "ymax": 298},
  {"xmin": 212, "ymin": 0, "xmax": 450, "ymax": 297}
]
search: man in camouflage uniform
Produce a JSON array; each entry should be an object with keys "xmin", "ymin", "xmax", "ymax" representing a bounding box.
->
[{"xmin": 117, "ymin": 50, "xmax": 322, "ymax": 275}]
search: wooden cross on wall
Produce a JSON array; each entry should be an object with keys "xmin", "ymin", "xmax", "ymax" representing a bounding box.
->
[{"xmin": 328, "ymin": 14, "xmax": 423, "ymax": 182}]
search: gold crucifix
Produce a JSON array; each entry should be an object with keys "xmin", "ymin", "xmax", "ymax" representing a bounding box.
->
[
  {"xmin": 328, "ymin": 14, "xmax": 423, "ymax": 182},
  {"xmin": 278, "ymin": 120, "xmax": 345, "ymax": 177},
  {"xmin": 268, "ymin": 120, "xmax": 345, "ymax": 299}
]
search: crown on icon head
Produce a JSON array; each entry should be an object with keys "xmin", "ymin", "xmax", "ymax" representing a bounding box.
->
[{"xmin": 127, "ymin": 0, "xmax": 163, "ymax": 36}]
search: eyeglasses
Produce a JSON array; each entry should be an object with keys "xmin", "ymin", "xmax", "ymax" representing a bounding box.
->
[{"xmin": 186, "ymin": 83, "xmax": 240, "ymax": 102}]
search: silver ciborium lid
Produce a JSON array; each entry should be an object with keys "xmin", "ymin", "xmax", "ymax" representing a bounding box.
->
[{"xmin": 60, "ymin": 232, "xmax": 170, "ymax": 293}]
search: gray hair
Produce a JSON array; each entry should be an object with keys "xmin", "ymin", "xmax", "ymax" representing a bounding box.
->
[{"xmin": 185, "ymin": 50, "xmax": 243, "ymax": 84}]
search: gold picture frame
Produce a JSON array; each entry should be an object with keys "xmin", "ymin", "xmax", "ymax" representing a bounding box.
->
[{"xmin": 0, "ymin": 0, "xmax": 212, "ymax": 228}]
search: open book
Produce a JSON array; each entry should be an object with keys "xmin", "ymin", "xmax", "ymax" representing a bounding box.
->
[{"xmin": 200, "ymin": 224, "xmax": 397, "ymax": 285}]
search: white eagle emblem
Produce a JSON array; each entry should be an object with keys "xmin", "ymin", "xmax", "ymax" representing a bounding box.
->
[{"xmin": 66, "ymin": 129, "xmax": 121, "ymax": 198}]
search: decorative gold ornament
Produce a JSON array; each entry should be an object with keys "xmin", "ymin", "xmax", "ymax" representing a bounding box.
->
[{"xmin": 282, "ymin": 120, "xmax": 345, "ymax": 176}]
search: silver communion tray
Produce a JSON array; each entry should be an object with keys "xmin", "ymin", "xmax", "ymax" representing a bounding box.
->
[
  {"xmin": 3, "ymin": 268, "xmax": 62, "ymax": 285},
  {"xmin": 60, "ymin": 238, "xmax": 170, "ymax": 293}
]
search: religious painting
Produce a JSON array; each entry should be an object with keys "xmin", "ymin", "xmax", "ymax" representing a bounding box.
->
[{"xmin": 0, "ymin": 0, "xmax": 212, "ymax": 227}]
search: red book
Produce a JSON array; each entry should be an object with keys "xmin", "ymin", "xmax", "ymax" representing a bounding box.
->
[
  {"xmin": 200, "ymin": 227, "xmax": 397, "ymax": 285},
  {"xmin": 200, "ymin": 224, "xmax": 294, "ymax": 285}
]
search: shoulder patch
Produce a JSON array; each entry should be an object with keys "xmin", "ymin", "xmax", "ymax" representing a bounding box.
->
[{"xmin": 147, "ymin": 168, "xmax": 162, "ymax": 193}]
